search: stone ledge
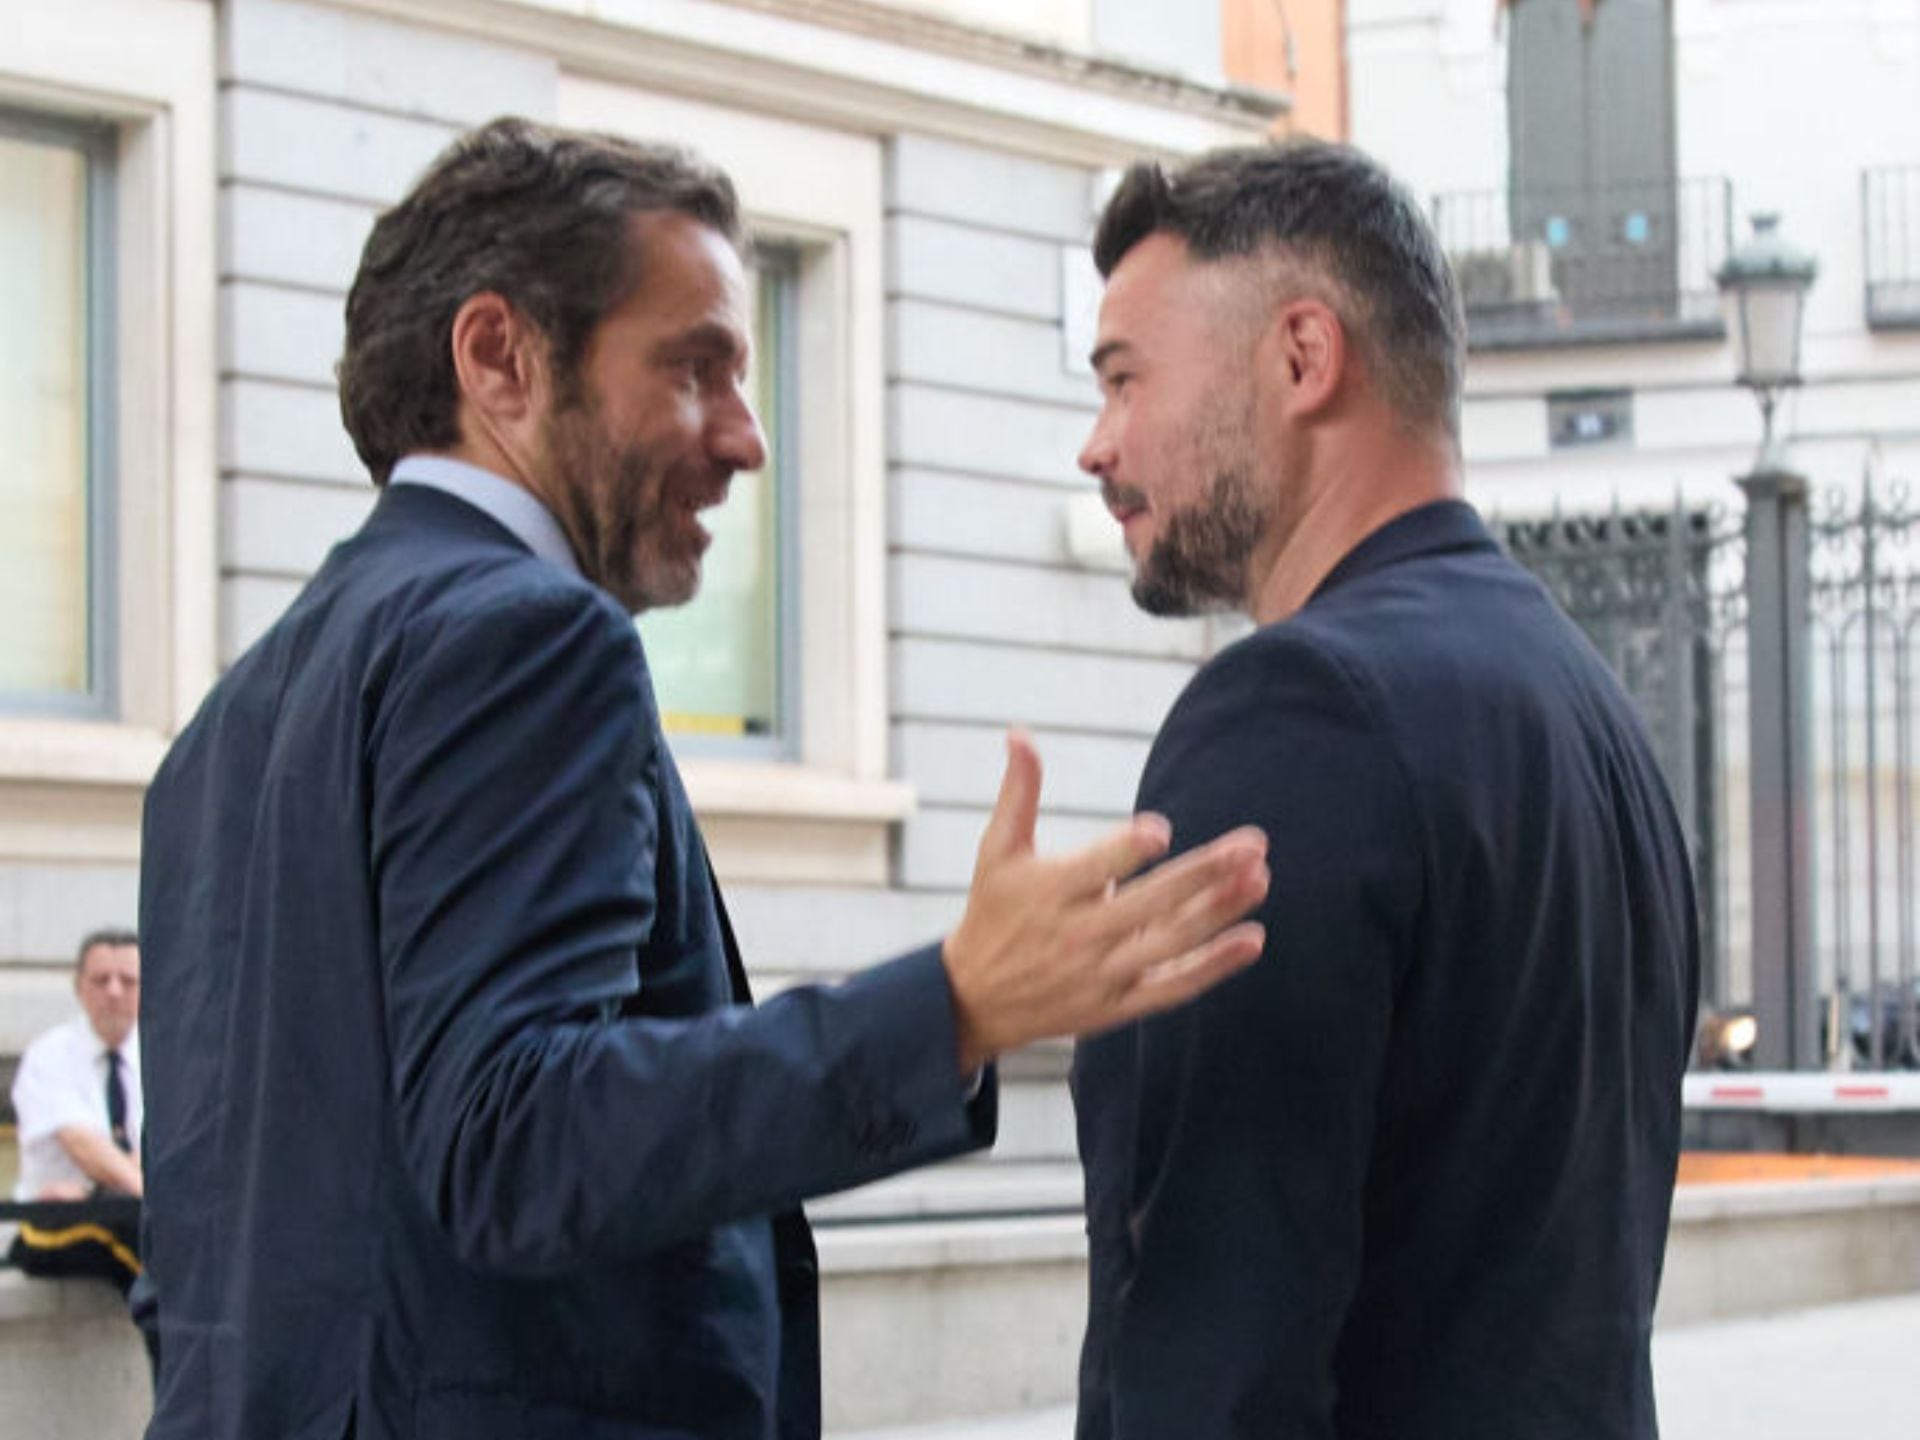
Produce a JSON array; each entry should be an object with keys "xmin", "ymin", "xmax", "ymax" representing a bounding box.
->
[
  {"xmin": 0, "ymin": 1270, "xmax": 130, "ymax": 1327},
  {"xmin": 820, "ymin": 1215, "xmax": 1086, "ymax": 1276},
  {"xmin": 1672, "ymin": 1173, "xmax": 1920, "ymax": 1222}
]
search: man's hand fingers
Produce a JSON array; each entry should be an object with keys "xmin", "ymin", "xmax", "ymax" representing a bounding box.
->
[
  {"xmin": 974, "ymin": 730, "xmax": 1044, "ymax": 871},
  {"xmin": 1102, "ymin": 854, "xmax": 1268, "ymax": 988},
  {"xmin": 1098, "ymin": 826, "xmax": 1268, "ymax": 937},
  {"xmin": 1058, "ymin": 811, "xmax": 1175, "ymax": 896},
  {"xmin": 1109, "ymin": 922, "xmax": 1267, "ymax": 1024}
]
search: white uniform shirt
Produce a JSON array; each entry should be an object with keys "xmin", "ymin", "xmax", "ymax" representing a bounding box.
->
[{"xmin": 10, "ymin": 1015, "xmax": 143, "ymax": 1200}]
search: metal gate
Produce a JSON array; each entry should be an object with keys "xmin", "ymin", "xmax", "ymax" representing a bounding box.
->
[{"xmin": 1503, "ymin": 467, "xmax": 1920, "ymax": 1072}]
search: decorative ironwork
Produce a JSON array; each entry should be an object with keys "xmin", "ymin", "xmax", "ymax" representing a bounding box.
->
[
  {"xmin": 1808, "ymin": 471, "xmax": 1920, "ymax": 1067},
  {"xmin": 1507, "ymin": 468, "xmax": 1920, "ymax": 1071},
  {"xmin": 1502, "ymin": 498, "xmax": 1747, "ymax": 1018}
]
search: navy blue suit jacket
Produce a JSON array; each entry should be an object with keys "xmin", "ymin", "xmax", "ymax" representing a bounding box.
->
[
  {"xmin": 1073, "ymin": 501, "xmax": 1699, "ymax": 1440},
  {"xmin": 139, "ymin": 484, "xmax": 993, "ymax": 1440}
]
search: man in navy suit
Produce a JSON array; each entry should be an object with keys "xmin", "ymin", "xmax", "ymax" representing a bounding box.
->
[
  {"xmin": 1071, "ymin": 142, "xmax": 1700, "ymax": 1438},
  {"xmin": 137, "ymin": 118, "xmax": 1271, "ymax": 1440}
]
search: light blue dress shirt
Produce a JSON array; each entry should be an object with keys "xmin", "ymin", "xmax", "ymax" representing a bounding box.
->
[{"xmin": 389, "ymin": 454, "xmax": 581, "ymax": 579}]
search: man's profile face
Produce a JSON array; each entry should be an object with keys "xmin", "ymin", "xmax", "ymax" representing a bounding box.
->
[
  {"xmin": 76, "ymin": 942, "xmax": 139, "ymax": 1050},
  {"xmin": 538, "ymin": 211, "xmax": 767, "ymax": 614},
  {"xmin": 1079, "ymin": 233, "xmax": 1270, "ymax": 618}
]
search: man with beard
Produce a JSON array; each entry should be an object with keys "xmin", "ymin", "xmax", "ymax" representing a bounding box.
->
[
  {"xmin": 136, "ymin": 118, "xmax": 1271, "ymax": 1440},
  {"xmin": 1071, "ymin": 141, "xmax": 1699, "ymax": 1439}
]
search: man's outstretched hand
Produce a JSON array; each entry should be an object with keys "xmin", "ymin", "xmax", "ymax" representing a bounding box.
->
[{"xmin": 943, "ymin": 731, "xmax": 1269, "ymax": 1073}]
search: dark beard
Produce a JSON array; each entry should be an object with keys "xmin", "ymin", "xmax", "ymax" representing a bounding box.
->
[
  {"xmin": 1131, "ymin": 465, "xmax": 1261, "ymax": 617},
  {"xmin": 543, "ymin": 397, "xmax": 666, "ymax": 613}
]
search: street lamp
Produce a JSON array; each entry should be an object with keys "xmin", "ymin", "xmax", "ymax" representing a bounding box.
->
[
  {"xmin": 1716, "ymin": 212, "xmax": 1819, "ymax": 457},
  {"xmin": 1719, "ymin": 211, "xmax": 1820, "ymax": 1071}
]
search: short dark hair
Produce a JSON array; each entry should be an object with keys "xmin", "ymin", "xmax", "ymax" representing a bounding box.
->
[
  {"xmin": 76, "ymin": 928, "xmax": 138, "ymax": 971},
  {"xmin": 1093, "ymin": 140, "xmax": 1464, "ymax": 440},
  {"xmin": 338, "ymin": 116, "xmax": 744, "ymax": 484}
]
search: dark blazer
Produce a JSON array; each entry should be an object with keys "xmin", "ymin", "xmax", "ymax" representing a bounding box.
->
[
  {"xmin": 1073, "ymin": 501, "xmax": 1699, "ymax": 1440},
  {"xmin": 139, "ymin": 483, "xmax": 993, "ymax": 1440}
]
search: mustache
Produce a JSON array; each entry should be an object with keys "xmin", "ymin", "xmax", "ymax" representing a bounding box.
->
[{"xmin": 1101, "ymin": 480, "xmax": 1148, "ymax": 512}]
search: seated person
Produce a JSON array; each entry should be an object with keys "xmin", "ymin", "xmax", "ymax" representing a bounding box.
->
[{"xmin": 8, "ymin": 927, "xmax": 143, "ymax": 1295}]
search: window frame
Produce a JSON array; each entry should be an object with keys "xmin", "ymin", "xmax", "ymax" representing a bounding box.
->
[
  {"xmin": 0, "ymin": 106, "xmax": 119, "ymax": 720},
  {"xmin": 648, "ymin": 241, "xmax": 805, "ymax": 761}
]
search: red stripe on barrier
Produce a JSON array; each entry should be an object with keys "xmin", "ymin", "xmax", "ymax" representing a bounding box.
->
[
  {"xmin": 1710, "ymin": 1086, "xmax": 1765, "ymax": 1100},
  {"xmin": 1835, "ymin": 1085, "xmax": 1891, "ymax": 1099}
]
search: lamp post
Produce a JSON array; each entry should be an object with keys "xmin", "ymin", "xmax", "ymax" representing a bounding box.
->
[
  {"xmin": 1718, "ymin": 213, "xmax": 1819, "ymax": 1070},
  {"xmin": 1717, "ymin": 213, "xmax": 1820, "ymax": 461}
]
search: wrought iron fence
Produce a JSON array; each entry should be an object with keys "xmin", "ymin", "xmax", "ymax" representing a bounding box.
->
[
  {"xmin": 1434, "ymin": 177, "xmax": 1731, "ymax": 348},
  {"xmin": 1502, "ymin": 500, "xmax": 1750, "ymax": 1039},
  {"xmin": 1863, "ymin": 164, "xmax": 1920, "ymax": 331},
  {"xmin": 1504, "ymin": 470, "xmax": 1920, "ymax": 1072},
  {"xmin": 1809, "ymin": 475, "xmax": 1920, "ymax": 1067}
]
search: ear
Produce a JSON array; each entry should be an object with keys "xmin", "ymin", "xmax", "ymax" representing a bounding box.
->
[
  {"xmin": 448, "ymin": 291, "xmax": 547, "ymax": 427},
  {"xmin": 1267, "ymin": 298, "xmax": 1347, "ymax": 421}
]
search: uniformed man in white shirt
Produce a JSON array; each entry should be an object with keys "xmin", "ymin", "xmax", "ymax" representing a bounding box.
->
[{"xmin": 8, "ymin": 928, "xmax": 144, "ymax": 1293}]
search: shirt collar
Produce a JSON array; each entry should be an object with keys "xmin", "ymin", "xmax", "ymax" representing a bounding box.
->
[
  {"xmin": 389, "ymin": 454, "xmax": 582, "ymax": 578},
  {"xmin": 87, "ymin": 1023, "xmax": 136, "ymax": 1065}
]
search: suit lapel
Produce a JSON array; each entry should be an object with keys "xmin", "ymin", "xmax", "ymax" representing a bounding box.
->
[{"xmin": 701, "ymin": 844, "xmax": 754, "ymax": 1006}]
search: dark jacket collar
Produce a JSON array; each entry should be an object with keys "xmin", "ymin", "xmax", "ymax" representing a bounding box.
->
[{"xmin": 1309, "ymin": 499, "xmax": 1496, "ymax": 606}]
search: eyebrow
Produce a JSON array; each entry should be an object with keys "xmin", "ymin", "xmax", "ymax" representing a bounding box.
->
[
  {"xmin": 1088, "ymin": 339, "xmax": 1133, "ymax": 375},
  {"xmin": 654, "ymin": 321, "xmax": 749, "ymax": 364}
]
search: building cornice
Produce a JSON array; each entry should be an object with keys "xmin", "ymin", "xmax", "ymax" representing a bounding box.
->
[
  {"xmin": 328, "ymin": 0, "xmax": 1287, "ymax": 166},
  {"xmin": 710, "ymin": 0, "xmax": 1288, "ymax": 124}
]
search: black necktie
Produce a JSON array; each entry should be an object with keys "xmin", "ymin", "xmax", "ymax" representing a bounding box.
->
[{"xmin": 104, "ymin": 1049, "xmax": 131, "ymax": 1153}]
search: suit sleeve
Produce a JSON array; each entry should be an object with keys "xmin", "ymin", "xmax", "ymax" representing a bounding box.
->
[
  {"xmin": 1082, "ymin": 628, "xmax": 1424, "ymax": 1431},
  {"xmin": 369, "ymin": 582, "xmax": 989, "ymax": 1275}
]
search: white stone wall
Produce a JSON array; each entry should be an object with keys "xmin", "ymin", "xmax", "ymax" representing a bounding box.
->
[
  {"xmin": 218, "ymin": 0, "xmax": 557, "ymax": 662},
  {"xmin": 881, "ymin": 134, "xmax": 1213, "ymax": 902}
]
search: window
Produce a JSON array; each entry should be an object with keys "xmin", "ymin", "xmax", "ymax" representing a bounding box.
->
[
  {"xmin": 0, "ymin": 111, "xmax": 114, "ymax": 714},
  {"xmin": 0, "ymin": 0, "xmax": 215, "ymax": 865},
  {"xmin": 640, "ymin": 246, "xmax": 799, "ymax": 752},
  {"xmin": 1436, "ymin": 0, "xmax": 1725, "ymax": 346}
]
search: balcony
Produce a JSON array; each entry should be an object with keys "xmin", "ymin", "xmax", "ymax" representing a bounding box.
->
[
  {"xmin": 1433, "ymin": 177, "xmax": 1732, "ymax": 350},
  {"xmin": 1864, "ymin": 165, "xmax": 1920, "ymax": 331}
]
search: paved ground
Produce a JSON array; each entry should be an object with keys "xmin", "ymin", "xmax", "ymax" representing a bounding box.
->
[
  {"xmin": 836, "ymin": 1292, "xmax": 1920, "ymax": 1439},
  {"xmin": 1654, "ymin": 1292, "xmax": 1920, "ymax": 1437}
]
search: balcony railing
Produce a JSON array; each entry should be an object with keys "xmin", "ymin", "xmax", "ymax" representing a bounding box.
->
[
  {"xmin": 1433, "ymin": 177, "xmax": 1732, "ymax": 350},
  {"xmin": 1864, "ymin": 165, "xmax": 1920, "ymax": 331}
]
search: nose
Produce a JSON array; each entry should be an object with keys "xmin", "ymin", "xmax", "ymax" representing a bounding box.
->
[
  {"xmin": 712, "ymin": 381, "xmax": 768, "ymax": 473},
  {"xmin": 1078, "ymin": 409, "xmax": 1115, "ymax": 480}
]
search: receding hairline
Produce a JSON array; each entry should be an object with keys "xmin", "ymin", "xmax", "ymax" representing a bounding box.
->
[{"xmin": 76, "ymin": 935, "xmax": 138, "ymax": 973}]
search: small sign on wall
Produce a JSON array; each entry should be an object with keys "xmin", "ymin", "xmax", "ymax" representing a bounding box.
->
[{"xmin": 1548, "ymin": 388, "xmax": 1635, "ymax": 449}]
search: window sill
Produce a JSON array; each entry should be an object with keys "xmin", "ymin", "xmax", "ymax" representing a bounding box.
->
[
  {"xmin": 682, "ymin": 762, "xmax": 918, "ymax": 889},
  {"xmin": 680, "ymin": 761, "xmax": 915, "ymax": 822},
  {"xmin": 0, "ymin": 719, "xmax": 167, "ymax": 789},
  {"xmin": 0, "ymin": 720, "xmax": 167, "ymax": 863},
  {"xmin": 0, "ymin": 725, "xmax": 920, "ymax": 881}
]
